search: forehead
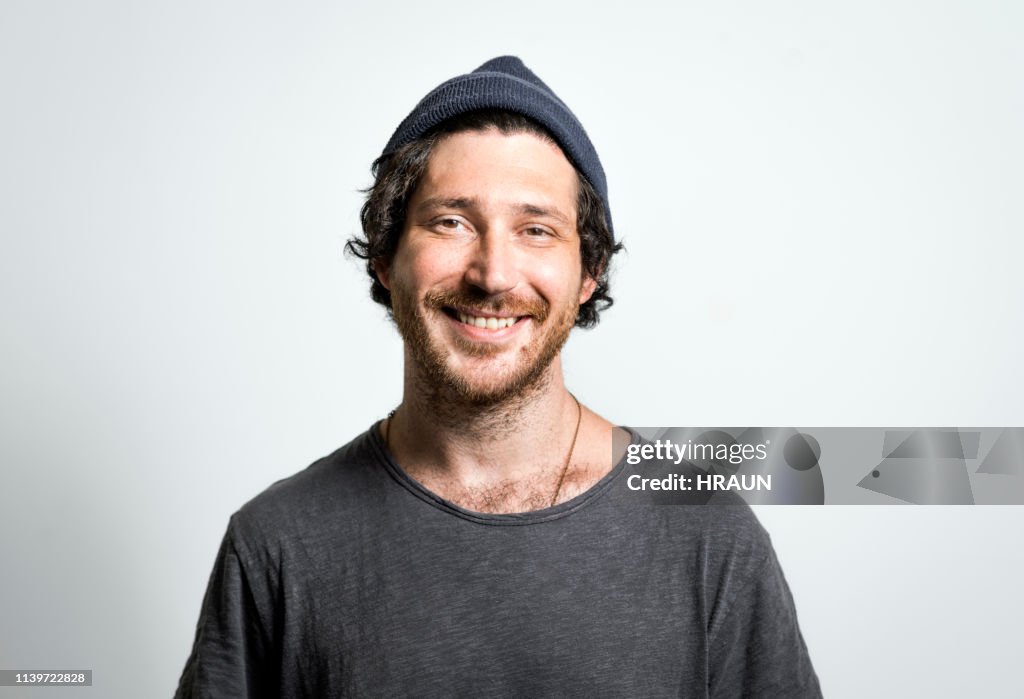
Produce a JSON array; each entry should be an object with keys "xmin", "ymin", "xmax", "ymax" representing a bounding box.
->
[{"xmin": 414, "ymin": 129, "xmax": 579, "ymax": 216}]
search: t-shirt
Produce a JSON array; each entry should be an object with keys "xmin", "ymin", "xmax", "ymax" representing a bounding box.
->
[{"xmin": 175, "ymin": 426, "xmax": 822, "ymax": 698}]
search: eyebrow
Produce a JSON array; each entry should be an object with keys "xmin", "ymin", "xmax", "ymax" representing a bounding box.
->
[
  {"xmin": 414, "ymin": 197, "xmax": 572, "ymax": 225},
  {"xmin": 515, "ymin": 203, "xmax": 571, "ymax": 225},
  {"xmin": 415, "ymin": 197, "xmax": 476, "ymax": 214}
]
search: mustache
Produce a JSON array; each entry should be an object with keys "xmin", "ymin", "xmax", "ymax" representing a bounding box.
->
[{"xmin": 424, "ymin": 289, "xmax": 549, "ymax": 322}]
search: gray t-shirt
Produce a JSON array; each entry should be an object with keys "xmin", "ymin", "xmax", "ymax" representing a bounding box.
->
[{"xmin": 175, "ymin": 426, "xmax": 821, "ymax": 698}]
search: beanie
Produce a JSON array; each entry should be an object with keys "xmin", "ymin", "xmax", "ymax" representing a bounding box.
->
[{"xmin": 381, "ymin": 56, "xmax": 613, "ymax": 236}]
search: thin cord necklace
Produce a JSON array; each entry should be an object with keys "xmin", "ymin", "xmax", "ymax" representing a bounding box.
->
[
  {"xmin": 551, "ymin": 393, "xmax": 582, "ymax": 507},
  {"xmin": 383, "ymin": 393, "xmax": 583, "ymax": 509},
  {"xmin": 384, "ymin": 407, "xmax": 397, "ymax": 449}
]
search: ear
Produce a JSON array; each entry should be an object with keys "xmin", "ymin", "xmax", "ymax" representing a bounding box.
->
[
  {"xmin": 373, "ymin": 257, "xmax": 392, "ymax": 290},
  {"xmin": 579, "ymin": 274, "xmax": 598, "ymax": 305}
]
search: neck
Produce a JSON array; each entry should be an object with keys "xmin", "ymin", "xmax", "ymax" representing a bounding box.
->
[{"xmin": 389, "ymin": 353, "xmax": 580, "ymax": 488}]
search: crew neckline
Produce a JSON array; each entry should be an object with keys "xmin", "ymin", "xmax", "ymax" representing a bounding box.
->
[{"xmin": 367, "ymin": 422, "xmax": 639, "ymax": 526}]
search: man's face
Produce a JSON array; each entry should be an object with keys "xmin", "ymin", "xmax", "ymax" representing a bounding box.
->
[{"xmin": 376, "ymin": 128, "xmax": 597, "ymax": 405}]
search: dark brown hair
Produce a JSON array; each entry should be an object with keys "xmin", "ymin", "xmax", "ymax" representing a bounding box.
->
[{"xmin": 345, "ymin": 109, "xmax": 623, "ymax": 328}]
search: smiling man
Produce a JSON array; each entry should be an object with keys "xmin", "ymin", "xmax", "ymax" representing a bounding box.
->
[
  {"xmin": 176, "ymin": 57, "xmax": 821, "ymax": 697},
  {"xmin": 370, "ymin": 116, "xmax": 620, "ymax": 513}
]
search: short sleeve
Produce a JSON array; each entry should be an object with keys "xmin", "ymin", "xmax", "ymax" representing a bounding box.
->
[
  {"xmin": 174, "ymin": 520, "xmax": 276, "ymax": 699},
  {"xmin": 707, "ymin": 546, "xmax": 822, "ymax": 698}
]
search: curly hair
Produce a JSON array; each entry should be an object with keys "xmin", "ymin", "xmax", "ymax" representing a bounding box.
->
[{"xmin": 345, "ymin": 109, "xmax": 623, "ymax": 329}]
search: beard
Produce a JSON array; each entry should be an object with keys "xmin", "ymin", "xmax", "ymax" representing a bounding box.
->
[{"xmin": 389, "ymin": 282, "xmax": 579, "ymax": 409}]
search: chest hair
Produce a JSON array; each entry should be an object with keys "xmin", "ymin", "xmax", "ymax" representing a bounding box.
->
[{"xmin": 415, "ymin": 464, "xmax": 601, "ymax": 514}]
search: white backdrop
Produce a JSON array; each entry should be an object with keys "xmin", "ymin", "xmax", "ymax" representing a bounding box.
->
[{"xmin": 1, "ymin": 1, "xmax": 1021, "ymax": 697}]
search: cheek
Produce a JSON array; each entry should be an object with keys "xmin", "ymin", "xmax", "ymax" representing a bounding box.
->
[
  {"xmin": 531, "ymin": 255, "xmax": 584, "ymax": 301},
  {"xmin": 393, "ymin": 244, "xmax": 466, "ymax": 290}
]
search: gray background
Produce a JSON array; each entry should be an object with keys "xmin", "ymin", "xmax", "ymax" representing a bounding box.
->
[{"xmin": 1, "ymin": 1, "xmax": 1021, "ymax": 697}]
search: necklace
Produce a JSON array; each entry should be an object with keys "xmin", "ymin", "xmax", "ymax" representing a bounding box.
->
[
  {"xmin": 383, "ymin": 393, "xmax": 583, "ymax": 509},
  {"xmin": 551, "ymin": 393, "xmax": 582, "ymax": 507}
]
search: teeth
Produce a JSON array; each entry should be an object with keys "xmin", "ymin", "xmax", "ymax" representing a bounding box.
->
[{"xmin": 457, "ymin": 312, "xmax": 518, "ymax": 329}]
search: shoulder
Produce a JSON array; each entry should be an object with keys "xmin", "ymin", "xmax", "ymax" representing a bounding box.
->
[
  {"xmin": 695, "ymin": 496, "xmax": 773, "ymax": 569},
  {"xmin": 227, "ymin": 426, "xmax": 387, "ymax": 558},
  {"xmin": 615, "ymin": 429, "xmax": 776, "ymax": 602},
  {"xmin": 643, "ymin": 498, "xmax": 784, "ymax": 649},
  {"xmin": 642, "ymin": 487, "xmax": 774, "ymax": 591},
  {"xmin": 694, "ymin": 500, "xmax": 776, "ymax": 609}
]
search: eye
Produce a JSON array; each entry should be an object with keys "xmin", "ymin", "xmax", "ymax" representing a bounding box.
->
[
  {"xmin": 430, "ymin": 217, "xmax": 469, "ymax": 233},
  {"xmin": 524, "ymin": 226, "xmax": 554, "ymax": 238}
]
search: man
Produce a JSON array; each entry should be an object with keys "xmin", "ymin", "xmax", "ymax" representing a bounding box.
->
[{"xmin": 175, "ymin": 56, "xmax": 821, "ymax": 697}]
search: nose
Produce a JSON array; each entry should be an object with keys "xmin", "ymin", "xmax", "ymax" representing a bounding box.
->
[{"xmin": 463, "ymin": 231, "xmax": 518, "ymax": 296}]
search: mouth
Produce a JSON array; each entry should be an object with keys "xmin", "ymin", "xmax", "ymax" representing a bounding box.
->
[
  {"xmin": 442, "ymin": 306, "xmax": 528, "ymax": 331},
  {"xmin": 444, "ymin": 307, "xmax": 525, "ymax": 329}
]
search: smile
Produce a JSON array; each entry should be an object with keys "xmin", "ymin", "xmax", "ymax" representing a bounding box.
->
[
  {"xmin": 441, "ymin": 307, "xmax": 529, "ymax": 338},
  {"xmin": 455, "ymin": 311, "xmax": 521, "ymax": 329}
]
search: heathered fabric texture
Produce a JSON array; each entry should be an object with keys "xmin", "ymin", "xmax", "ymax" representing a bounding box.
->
[
  {"xmin": 175, "ymin": 427, "xmax": 821, "ymax": 698},
  {"xmin": 381, "ymin": 55, "xmax": 615, "ymax": 236}
]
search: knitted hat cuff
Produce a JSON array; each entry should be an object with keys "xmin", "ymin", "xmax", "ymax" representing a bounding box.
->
[{"xmin": 380, "ymin": 57, "xmax": 614, "ymax": 236}]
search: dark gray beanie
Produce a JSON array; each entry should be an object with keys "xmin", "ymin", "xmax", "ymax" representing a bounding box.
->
[{"xmin": 381, "ymin": 56, "xmax": 613, "ymax": 236}]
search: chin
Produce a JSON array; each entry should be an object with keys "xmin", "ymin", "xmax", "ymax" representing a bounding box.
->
[{"xmin": 437, "ymin": 355, "xmax": 554, "ymax": 406}]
